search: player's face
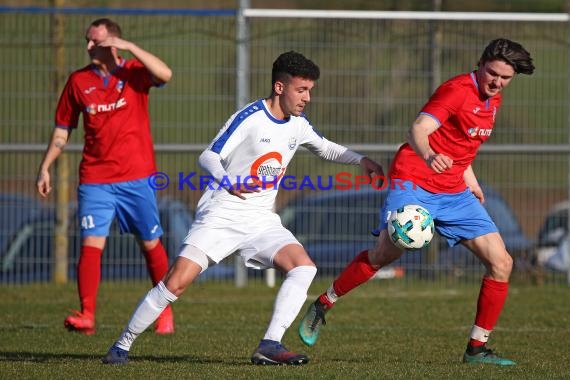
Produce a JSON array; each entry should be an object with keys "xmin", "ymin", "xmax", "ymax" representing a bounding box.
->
[
  {"xmin": 85, "ymin": 25, "xmax": 113, "ymax": 65},
  {"xmin": 477, "ymin": 60, "xmax": 515, "ymax": 98},
  {"xmin": 278, "ymin": 76, "xmax": 315, "ymax": 117}
]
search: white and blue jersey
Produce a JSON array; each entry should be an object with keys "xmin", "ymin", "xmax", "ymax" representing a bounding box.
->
[
  {"xmin": 196, "ymin": 99, "xmax": 358, "ymax": 214},
  {"xmin": 183, "ymin": 99, "xmax": 362, "ymax": 268}
]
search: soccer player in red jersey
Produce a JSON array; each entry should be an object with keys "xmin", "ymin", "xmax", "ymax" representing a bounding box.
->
[
  {"xmin": 299, "ymin": 38, "xmax": 534, "ymax": 365},
  {"xmin": 36, "ymin": 18, "xmax": 174, "ymax": 335}
]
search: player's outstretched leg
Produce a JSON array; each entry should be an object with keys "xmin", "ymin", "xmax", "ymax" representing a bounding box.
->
[
  {"xmin": 251, "ymin": 339, "xmax": 309, "ymax": 365},
  {"xmin": 101, "ymin": 281, "xmax": 178, "ymax": 365},
  {"xmin": 299, "ymin": 250, "xmax": 378, "ymax": 346},
  {"xmin": 142, "ymin": 241, "xmax": 175, "ymax": 335}
]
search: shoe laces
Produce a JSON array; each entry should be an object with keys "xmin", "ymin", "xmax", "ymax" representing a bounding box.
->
[
  {"xmin": 260, "ymin": 340, "xmax": 288, "ymax": 354},
  {"xmin": 310, "ymin": 302, "xmax": 327, "ymax": 331},
  {"xmin": 481, "ymin": 347, "xmax": 502, "ymax": 357}
]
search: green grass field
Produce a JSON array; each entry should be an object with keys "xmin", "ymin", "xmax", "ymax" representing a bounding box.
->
[{"xmin": 1, "ymin": 279, "xmax": 569, "ymax": 379}]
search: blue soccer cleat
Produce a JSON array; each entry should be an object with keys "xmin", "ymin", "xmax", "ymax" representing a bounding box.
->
[
  {"xmin": 298, "ymin": 299, "xmax": 328, "ymax": 346},
  {"xmin": 251, "ymin": 339, "xmax": 309, "ymax": 365},
  {"xmin": 463, "ymin": 346, "xmax": 516, "ymax": 366},
  {"xmin": 101, "ymin": 345, "xmax": 129, "ymax": 365}
]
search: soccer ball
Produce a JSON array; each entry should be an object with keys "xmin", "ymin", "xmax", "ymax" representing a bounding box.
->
[{"xmin": 387, "ymin": 205, "xmax": 434, "ymax": 250}]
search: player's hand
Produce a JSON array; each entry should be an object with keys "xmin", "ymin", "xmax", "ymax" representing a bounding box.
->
[
  {"xmin": 426, "ymin": 153, "xmax": 453, "ymax": 173},
  {"xmin": 36, "ymin": 170, "xmax": 52, "ymax": 198},
  {"xmin": 97, "ymin": 36, "xmax": 133, "ymax": 51},
  {"xmin": 227, "ymin": 181, "xmax": 260, "ymax": 200},
  {"xmin": 469, "ymin": 185, "xmax": 485, "ymax": 204},
  {"xmin": 360, "ymin": 157, "xmax": 385, "ymax": 188}
]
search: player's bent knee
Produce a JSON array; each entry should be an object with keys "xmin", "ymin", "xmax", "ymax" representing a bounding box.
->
[
  {"xmin": 178, "ymin": 244, "xmax": 210, "ymax": 272},
  {"xmin": 489, "ymin": 252, "xmax": 513, "ymax": 280}
]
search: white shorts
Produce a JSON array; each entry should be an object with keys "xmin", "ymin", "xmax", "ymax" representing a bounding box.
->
[{"xmin": 181, "ymin": 209, "xmax": 301, "ymax": 270}]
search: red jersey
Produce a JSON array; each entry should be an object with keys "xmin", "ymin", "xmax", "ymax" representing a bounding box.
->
[
  {"xmin": 55, "ymin": 59, "xmax": 158, "ymax": 184},
  {"xmin": 390, "ymin": 72, "xmax": 501, "ymax": 193}
]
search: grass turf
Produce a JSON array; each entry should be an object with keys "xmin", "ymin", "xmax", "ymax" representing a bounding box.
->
[{"xmin": 1, "ymin": 279, "xmax": 569, "ymax": 379}]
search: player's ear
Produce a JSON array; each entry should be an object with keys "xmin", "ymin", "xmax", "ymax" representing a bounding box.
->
[{"xmin": 274, "ymin": 80, "xmax": 285, "ymax": 95}]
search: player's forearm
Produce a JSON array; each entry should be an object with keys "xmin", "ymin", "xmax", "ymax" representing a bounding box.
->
[
  {"xmin": 309, "ymin": 138, "xmax": 363, "ymax": 164},
  {"xmin": 198, "ymin": 149, "xmax": 237, "ymax": 187},
  {"xmin": 127, "ymin": 42, "xmax": 172, "ymax": 83},
  {"xmin": 407, "ymin": 115, "xmax": 439, "ymax": 163},
  {"xmin": 463, "ymin": 165, "xmax": 479, "ymax": 189},
  {"xmin": 39, "ymin": 127, "xmax": 69, "ymax": 172}
]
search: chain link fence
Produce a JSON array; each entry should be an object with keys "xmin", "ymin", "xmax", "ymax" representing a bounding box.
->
[{"xmin": 1, "ymin": 6, "xmax": 569, "ymax": 286}]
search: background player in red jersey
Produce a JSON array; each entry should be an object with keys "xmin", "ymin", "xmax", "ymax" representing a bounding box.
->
[
  {"xmin": 36, "ymin": 18, "xmax": 174, "ymax": 335},
  {"xmin": 299, "ymin": 38, "xmax": 534, "ymax": 365}
]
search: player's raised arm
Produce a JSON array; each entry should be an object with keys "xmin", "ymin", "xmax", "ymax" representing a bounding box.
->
[{"xmin": 97, "ymin": 36, "xmax": 172, "ymax": 84}]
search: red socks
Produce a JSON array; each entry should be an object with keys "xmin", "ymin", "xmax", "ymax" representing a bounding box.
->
[
  {"xmin": 77, "ymin": 245, "xmax": 103, "ymax": 318},
  {"xmin": 143, "ymin": 240, "xmax": 170, "ymax": 286},
  {"xmin": 320, "ymin": 250, "xmax": 378, "ymax": 308},
  {"xmin": 76, "ymin": 241, "xmax": 168, "ymax": 320},
  {"xmin": 469, "ymin": 277, "xmax": 509, "ymax": 347}
]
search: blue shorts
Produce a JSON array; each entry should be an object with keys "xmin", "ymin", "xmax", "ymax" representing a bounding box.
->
[
  {"xmin": 78, "ymin": 177, "xmax": 163, "ymax": 240},
  {"xmin": 378, "ymin": 180, "xmax": 498, "ymax": 247}
]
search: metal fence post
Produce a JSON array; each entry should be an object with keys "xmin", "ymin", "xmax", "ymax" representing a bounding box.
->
[
  {"xmin": 234, "ymin": 0, "xmax": 250, "ymax": 287},
  {"xmin": 51, "ymin": 0, "xmax": 70, "ymax": 284}
]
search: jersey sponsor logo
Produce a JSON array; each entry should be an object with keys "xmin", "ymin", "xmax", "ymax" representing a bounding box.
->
[
  {"xmin": 467, "ymin": 126, "xmax": 492, "ymax": 138},
  {"xmin": 259, "ymin": 138, "xmax": 271, "ymax": 143},
  {"xmin": 472, "ymin": 107, "xmax": 480, "ymax": 114},
  {"xmin": 86, "ymin": 104, "xmax": 97, "ymax": 115},
  {"xmin": 249, "ymin": 151, "xmax": 286, "ymax": 189},
  {"xmin": 150, "ymin": 225, "xmax": 159, "ymax": 234},
  {"xmin": 83, "ymin": 86, "xmax": 96, "ymax": 94},
  {"xmin": 85, "ymin": 98, "xmax": 127, "ymax": 115}
]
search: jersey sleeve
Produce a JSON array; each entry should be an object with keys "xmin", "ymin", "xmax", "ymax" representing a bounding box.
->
[
  {"xmin": 123, "ymin": 59, "xmax": 155, "ymax": 92},
  {"xmin": 420, "ymin": 81, "xmax": 466, "ymax": 126},
  {"xmin": 54, "ymin": 75, "xmax": 81, "ymax": 129},
  {"xmin": 299, "ymin": 120, "xmax": 362, "ymax": 163}
]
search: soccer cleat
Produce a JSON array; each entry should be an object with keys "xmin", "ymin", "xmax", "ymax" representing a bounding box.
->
[
  {"xmin": 155, "ymin": 305, "xmax": 174, "ymax": 334},
  {"xmin": 251, "ymin": 339, "xmax": 309, "ymax": 365},
  {"xmin": 298, "ymin": 299, "xmax": 328, "ymax": 346},
  {"xmin": 463, "ymin": 346, "xmax": 516, "ymax": 366},
  {"xmin": 101, "ymin": 345, "xmax": 129, "ymax": 365},
  {"xmin": 64, "ymin": 310, "xmax": 95, "ymax": 335}
]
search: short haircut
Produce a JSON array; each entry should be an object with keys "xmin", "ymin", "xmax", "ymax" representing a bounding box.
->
[
  {"xmin": 479, "ymin": 38, "xmax": 534, "ymax": 75},
  {"xmin": 88, "ymin": 18, "xmax": 122, "ymax": 38},
  {"xmin": 271, "ymin": 51, "xmax": 320, "ymax": 85}
]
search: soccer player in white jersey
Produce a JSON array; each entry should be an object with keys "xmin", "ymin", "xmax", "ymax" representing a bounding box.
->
[{"xmin": 102, "ymin": 51, "xmax": 384, "ymax": 365}]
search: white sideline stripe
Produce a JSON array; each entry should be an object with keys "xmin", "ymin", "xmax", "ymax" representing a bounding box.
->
[{"xmin": 244, "ymin": 9, "xmax": 569, "ymax": 22}]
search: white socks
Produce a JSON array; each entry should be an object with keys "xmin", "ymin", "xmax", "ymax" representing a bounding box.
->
[
  {"xmin": 326, "ymin": 285, "xmax": 339, "ymax": 303},
  {"xmin": 115, "ymin": 281, "xmax": 177, "ymax": 351},
  {"xmin": 263, "ymin": 265, "xmax": 317, "ymax": 342},
  {"xmin": 470, "ymin": 325, "xmax": 491, "ymax": 343}
]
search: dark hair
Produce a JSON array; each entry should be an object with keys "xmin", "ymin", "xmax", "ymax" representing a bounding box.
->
[
  {"xmin": 479, "ymin": 38, "xmax": 534, "ymax": 75},
  {"xmin": 89, "ymin": 18, "xmax": 122, "ymax": 37},
  {"xmin": 271, "ymin": 51, "xmax": 320, "ymax": 85}
]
